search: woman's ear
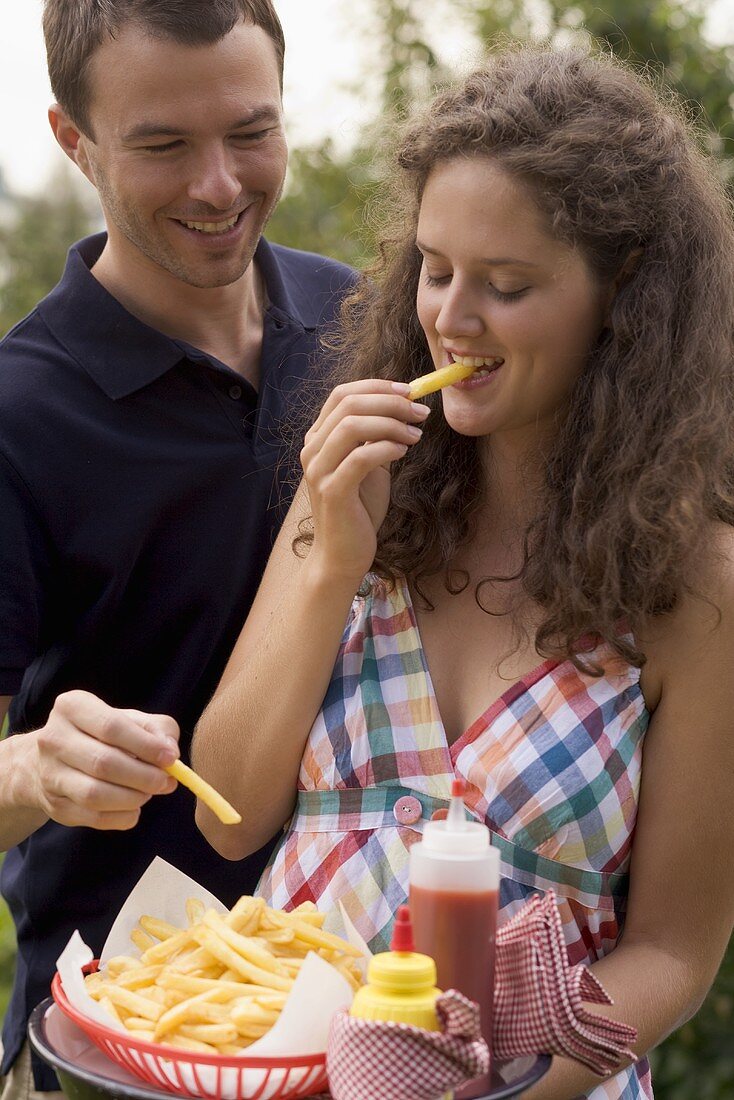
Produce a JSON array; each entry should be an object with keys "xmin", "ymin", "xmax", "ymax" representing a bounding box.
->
[{"xmin": 604, "ymin": 248, "xmax": 643, "ymax": 325}]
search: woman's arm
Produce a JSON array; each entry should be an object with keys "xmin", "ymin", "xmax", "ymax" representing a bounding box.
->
[
  {"xmin": 191, "ymin": 381, "xmax": 429, "ymax": 859},
  {"xmin": 522, "ymin": 528, "xmax": 734, "ymax": 1099}
]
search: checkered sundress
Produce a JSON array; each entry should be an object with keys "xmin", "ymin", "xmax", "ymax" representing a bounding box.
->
[{"xmin": 258, "ymin": 576, "xmax": 652, "ymax": 1098}]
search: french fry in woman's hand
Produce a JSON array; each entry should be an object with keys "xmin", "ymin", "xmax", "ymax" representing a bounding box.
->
[
  {"xmin": 164, "ymin": 759, "xmax": 241, "ymax": 825},
  {"xmin": 408, "ymin": 362, "xmax": 476, "ymax": 399}
]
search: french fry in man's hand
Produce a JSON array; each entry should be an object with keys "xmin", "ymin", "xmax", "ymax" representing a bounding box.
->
[{"xmin": 164, "ymin": 759, "xmax": 241, "ymax": 825}]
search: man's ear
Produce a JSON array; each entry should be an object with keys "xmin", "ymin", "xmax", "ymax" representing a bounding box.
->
[{"xmin": 48, "ymin": 103, "xmax": 96, "ymax": 185}]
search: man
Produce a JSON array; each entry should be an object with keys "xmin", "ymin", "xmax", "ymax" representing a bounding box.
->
[{"xmin": 0, "ymin": 3, "xmax": 354, "ymax": 1096}]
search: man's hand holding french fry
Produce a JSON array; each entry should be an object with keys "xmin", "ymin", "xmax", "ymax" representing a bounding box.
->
[
  {"xmin": 9, "ymin": 688, "xmax": 240, "ymax": 835},
  {"xmin": 13, "ymin": 689, "xmax": 181, "ymax": 835}
]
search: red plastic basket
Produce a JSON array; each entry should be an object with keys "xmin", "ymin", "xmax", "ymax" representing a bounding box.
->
[{"xmin": 51, "ymin": 969, "xmax": 328, "ymax": 1100}]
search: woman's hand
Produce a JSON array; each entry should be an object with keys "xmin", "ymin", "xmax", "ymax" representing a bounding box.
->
[{"xmin": 300, "ymin": 380, "xmax": 430, "ymax": 581}]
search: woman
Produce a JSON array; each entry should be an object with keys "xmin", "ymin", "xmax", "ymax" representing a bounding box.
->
[{"xmin": 192, "ymin": 45, "xmax": 734, "ymax": 1099}]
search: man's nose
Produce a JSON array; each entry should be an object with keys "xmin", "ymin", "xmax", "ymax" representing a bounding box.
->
[{"xmin": 186, "ymin": 147, "xmax": 242, "ymax": 211}]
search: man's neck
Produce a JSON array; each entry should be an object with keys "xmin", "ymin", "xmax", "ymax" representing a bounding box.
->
[{"xmin": 91, "ymin": 238, "xmax": 265, "ymax": 385}]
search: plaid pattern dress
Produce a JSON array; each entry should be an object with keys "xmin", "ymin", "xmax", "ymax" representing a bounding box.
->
[{"xmin": 258, "ymin": 576, "xmax": 652, "ymax": 1099}]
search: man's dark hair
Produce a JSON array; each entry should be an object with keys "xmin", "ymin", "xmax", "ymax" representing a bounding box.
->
[{"xmin": 43, "ymin": 0, "xmax": 285, "ymax": 137}]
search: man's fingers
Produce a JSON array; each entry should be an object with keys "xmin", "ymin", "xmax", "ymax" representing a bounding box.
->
[
  {"xmin": 39, "ymin": 787, "xmax": 148, "ymax": 831},
  {"xmin": 52, "ymin": 691, "xmax": 179, "ymax": 767},
  {"xmin": 43, "ymin": 722, "xmax": 176, "ymax": 796}
]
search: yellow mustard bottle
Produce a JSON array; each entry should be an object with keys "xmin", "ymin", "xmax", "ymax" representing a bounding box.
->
[{"xmin": 350, "ymin": 905, "xmax": 441, "ymax": 1029}]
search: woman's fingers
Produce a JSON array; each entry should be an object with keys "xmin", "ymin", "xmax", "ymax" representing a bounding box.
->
[
  {"xmin": 308, "ymin": 380, "xmax": 410, "ymax": 435},
  {"xmin": 304, "ymin": 413, "xmax": 423, "ymax": 485}
]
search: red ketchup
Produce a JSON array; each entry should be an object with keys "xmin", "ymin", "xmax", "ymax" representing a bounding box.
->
[{"xmin": 409, "ymin": 780, "xmax": 499, "ymax": 1099}]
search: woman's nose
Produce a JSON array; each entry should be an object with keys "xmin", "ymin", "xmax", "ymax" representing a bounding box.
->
[{"xmin": 435, "ymin": 284, "xmax": 484, "ymax": 340}]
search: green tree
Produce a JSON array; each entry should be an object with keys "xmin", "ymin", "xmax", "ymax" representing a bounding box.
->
[
  {"xmin": 268, "ymin": 140, "xmax": 382, "ymax": 268},
  {"xmin": 0, "ymin": 165, "xmax": 97, "ymax": 336},
  {"xmin": 465, "ymin": 0, "xmax": 734, "ymax": 186},
  {"xmin": 0, "ymin": 856, "xmax": 14, "ymax": 1021}
]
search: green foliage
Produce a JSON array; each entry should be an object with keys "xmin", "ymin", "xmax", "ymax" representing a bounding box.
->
[
  {"xmin": 465, "ymin": 0, "xmax": 734, "ymax": 188},
  {"xmin": 0, "ymin": 855, "xmax": 15, "ymax": 1022},
  {"xmin": 0, "ymin": 165, "xmax": 96, "ymax": 337},
  {"xmin": 650, "ymin": 935, "xmax": 734, "ymax": 1097},
  {"xmin": 268, "ymin": 140, "xmax": 383, "ymax": 269},
  {"xmin": 0, "ymin": 6, "xmax": 733, "ymax": 1097}
]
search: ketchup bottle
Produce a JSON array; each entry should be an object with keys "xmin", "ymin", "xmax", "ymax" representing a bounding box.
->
[{"xmin": 409, "ymin": 780, "xmax": 500, "ymax": 1099}]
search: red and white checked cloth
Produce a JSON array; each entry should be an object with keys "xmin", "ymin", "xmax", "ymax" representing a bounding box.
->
[
  {"xmin": 326, "ymin": 890, "xmax": 637, "ymax": 1100},
  {"xmin": 328, "ymin": 990, "xmax": 489, "ymax": 1100},
  {"xmin": 493, "ymin": 890, "xmax": 637, "ymax": 1073}
]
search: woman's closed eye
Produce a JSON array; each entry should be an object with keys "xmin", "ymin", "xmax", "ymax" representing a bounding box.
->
[{"xmin": 423, "ymin": 271, "xmax": 529, "ymax": 302}]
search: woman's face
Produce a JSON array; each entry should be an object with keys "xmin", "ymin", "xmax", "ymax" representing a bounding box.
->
[{"xmin": 415, "ymin": 157, "xmax": 611, "ymax": 446}]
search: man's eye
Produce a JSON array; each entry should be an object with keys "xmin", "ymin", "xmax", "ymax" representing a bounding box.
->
[
  {"xmin": 143, "ymin": 141, "xmax": 183, "ymax": 154},
  {"xmin": 233, "ymin": 129, "xmax": 271, "ymax": 143}
]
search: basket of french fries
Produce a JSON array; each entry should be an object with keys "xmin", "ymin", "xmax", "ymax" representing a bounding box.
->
[{"xmin": 52, "ymin": 860, "xmax": 365, "ymax": 1100}]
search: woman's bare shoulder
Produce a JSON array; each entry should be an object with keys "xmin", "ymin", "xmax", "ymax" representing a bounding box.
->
[{"xmin": 639, "ymin": 521, "xmax": 734, "ymax": 710}]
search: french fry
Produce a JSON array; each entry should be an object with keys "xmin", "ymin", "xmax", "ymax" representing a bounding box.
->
[
  {"xmin": 216, "ymin": 1042, "xmax": 249, "ymax": 1055},
  {"xmin": 201, "ymin": 911, "xmax": 288, "ymax": 976},
  {"xmin": 153, "ymin": 987, "xmax": 232, "ymax": 1041},
  {"xmin": 139, "ymin": 915, "xmax": 180, "ymax": 941},
  {"xmin": 96, "ymin": 982, "xmax": 165, "ymax": 1021},
  {"xmin": 408, "ymin": 362, "xmax": 476, "ymax": 399},
  {"xmin": 99, "ymin": 995, "xmax": 125, "ymax": 1026},
  {"xmin": 141, "ymin": 926, "xmax": 198, "ymax": 964},
  {"xmin": 164, "ymin": 1034, "xmax": 219, "ymax": 1054},
  {"xmin": 266, "ymin": 910, "xmax": 363, "ymax": 957},
  {"xmin": 106, "ymin": 956, "xmax": 142, "ymax": 978},
  {"xmin": 191, "ymin": 928, "xmax": 293, "ymax": 992},
  {"xmin": 186, "ymin": 897, "xmax": 206, "ymax": 926},
  {"xmin": 179, "ymin": 1023, "xmax": 239, "ymax": 1045},
  {"xmin": 164, "ymin": 760, "xmax": 241, "ymax": 825},
  {"xmin": 83, "ymin": 892, "xmax": 363, "ymax": 1055},
  {"xmin": 115, "ymin": 964, "xmax": 165, "ymax": 990},
  {"xmin": 130, "ymin": 928, "xmax": 156, "ymax": 953}
]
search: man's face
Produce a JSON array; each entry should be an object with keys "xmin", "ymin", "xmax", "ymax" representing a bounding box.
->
[{"xmin": 77, "ymin": 20, "xmax": 287, "ymax": 289}]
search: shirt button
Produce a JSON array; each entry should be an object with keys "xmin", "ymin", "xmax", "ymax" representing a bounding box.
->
[
  {"xmin": 229, "ymin": 384, "xmax": 243, "ymax": 400},
  {"xmin": 431, "ymin": 808, "xmax": 448, "ymax": 822},
  {"xmin": 394, "ymin": 796, "xmax": 422, "ymax": 826}
]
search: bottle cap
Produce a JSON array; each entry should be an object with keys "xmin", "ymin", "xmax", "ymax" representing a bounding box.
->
[
  {"xmin": 367, "ymin": 945, "xmax": 437, "ymax": 993},
  {"xmin": 422, "ymin": 778, "xmax": 490, "ymax": 855},
  {"xmin": 421, "ymin": 818, "xmax": 491, "ymax": 854},
  {"xmin": 390, "ymin": 906, "xmax": 415, "ymax": 953}
]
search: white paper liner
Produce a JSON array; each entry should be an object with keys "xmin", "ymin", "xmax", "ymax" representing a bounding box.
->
[{"xmin": 55, "ymin": 858, "xmax": 361, "ymax": 1098}]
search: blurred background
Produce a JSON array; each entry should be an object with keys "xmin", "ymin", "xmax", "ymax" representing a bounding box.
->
[{"xmin": 1, "ymin": 0, "xmax": 733, "ymax": 1095}]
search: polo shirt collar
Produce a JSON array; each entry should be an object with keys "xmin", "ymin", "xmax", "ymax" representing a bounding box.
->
[{"xmin": 38, "ymin": 232, "xmax": 310, "ymax": 401}]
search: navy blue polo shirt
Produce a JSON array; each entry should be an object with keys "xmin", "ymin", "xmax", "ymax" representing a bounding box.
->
[{"xmin": 0, "ymin": 232, "xmax": 354, "ymax": 1087}]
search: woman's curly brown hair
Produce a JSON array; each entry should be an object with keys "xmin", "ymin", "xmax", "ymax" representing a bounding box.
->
[{"xmin": 297, "ymin": 43, "xmax": 734, "ymax": 670}]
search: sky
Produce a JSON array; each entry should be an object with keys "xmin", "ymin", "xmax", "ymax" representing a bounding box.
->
[{"xmin": 1, "ymin": 0, "xmax": 733, "ymax": 198}]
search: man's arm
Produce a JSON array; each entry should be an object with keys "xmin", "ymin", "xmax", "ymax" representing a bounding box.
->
[
  {"xmin": 0, "ymin": 691, "xmax": 182, "ymax": 853},
  {"xmin": 0, "ymin": 694, "xmax": 49, "ymax": 849}
]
